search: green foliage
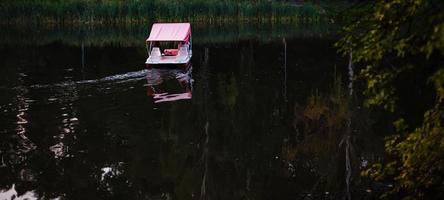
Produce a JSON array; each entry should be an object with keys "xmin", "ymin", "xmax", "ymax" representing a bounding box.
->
[
  {"xmin": 430, "ymin": 68, "xmax": 444, "ymax": 98},
  {"xmin": 0, "ymin": 0, "xmax": 328, "ymax": 24},
  {"xmin": 338, "ymin": 0, "xmax": 444, "ymax": 198},
  {"xmin": 364, "ymin": 100, "xmax": 444, "ymax": 199},
  {"xmin": 0, "ymin": 23, "xmax": 333, "ymax": 47},
  {"xmin": 337, "ymin": 0, "xmax": 444, "ymax": 109}
]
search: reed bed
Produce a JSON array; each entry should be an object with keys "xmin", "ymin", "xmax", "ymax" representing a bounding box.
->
[
  {"xmin": 0, "ymin": 22, "xmax": 335, "ymax": 47},
  {"xmin": 0, "ymin": 0, "xmax": 327, "ymax": 25}
]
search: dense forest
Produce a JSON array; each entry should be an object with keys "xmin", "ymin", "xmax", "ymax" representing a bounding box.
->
[{"xmin": 337, "ymin": 0, "xmax": 444, "ymax": 199}]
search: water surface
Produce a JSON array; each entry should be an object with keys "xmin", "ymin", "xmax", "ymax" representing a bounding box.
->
[{"xmin": 0, "ymin": 23, "xmax": 385, "ymax": 199}]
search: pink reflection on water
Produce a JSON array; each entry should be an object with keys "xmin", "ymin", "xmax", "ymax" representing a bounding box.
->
[
  {"xmin": 146, "ymin": 64, "xmax": 193, "ymax": 103},
  {"xmin": 153, "ymin": 92, "xmax": 192, "ymax": 103}
]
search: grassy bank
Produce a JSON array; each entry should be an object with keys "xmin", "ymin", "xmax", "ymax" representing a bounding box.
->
[
  {"xmin": 0, "ymin": 0, "xmax": 329, "ymax": 25},
  {"xmin": 0, "ymin": 23, "xmax": 336, "ymax": 47}
]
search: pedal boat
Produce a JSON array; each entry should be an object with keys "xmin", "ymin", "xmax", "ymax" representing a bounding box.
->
[{"xmin": 145, "ymin": 23, "xmax": 192, "ymax": 66}]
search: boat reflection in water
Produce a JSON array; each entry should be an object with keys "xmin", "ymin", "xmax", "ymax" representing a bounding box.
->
[{"xmin": 146, "ymin": 63, "xmax": 193, "ymax": 103}]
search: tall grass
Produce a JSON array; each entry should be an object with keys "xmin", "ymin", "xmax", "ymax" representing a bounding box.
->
[
  {"xmin": 0, "ymin": 22, "xmax": 335, "ymax": 47},
  {"xmin": 0, "ymin": 0, "xmax": 327, "ymax": 25}
]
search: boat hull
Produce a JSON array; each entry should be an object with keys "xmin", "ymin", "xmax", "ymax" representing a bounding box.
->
[
  {"xmin": 145, "ymin": 52, "xmax": 192, "ymax": 65},
  {"xmin": 146, "ymin": 60, "xmax": 192, "ymax": 69}
]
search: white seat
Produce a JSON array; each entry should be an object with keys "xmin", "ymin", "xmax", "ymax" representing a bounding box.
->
[
  {"xmin": 151, "ymin": 47, "xmax": 161, "ymax": 57},
  {"xmin": 178, "ymin": 45, "xmax": 188, "ymax": 56}
]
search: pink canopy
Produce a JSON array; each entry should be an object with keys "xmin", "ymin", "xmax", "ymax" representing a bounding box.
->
[{"xmin": 146, "ymin": 23, "xmax": 191, "ymax": 42}]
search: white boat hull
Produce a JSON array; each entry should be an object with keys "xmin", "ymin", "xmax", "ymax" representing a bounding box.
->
[{"xmin": 145, "ymin": 51, "xmax": 192, "ymax": 65}]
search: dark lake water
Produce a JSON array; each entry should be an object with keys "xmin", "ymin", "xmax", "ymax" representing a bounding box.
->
[{"xmin": 0, "ymin": 23, "xmax": 387, "ymax": 199}]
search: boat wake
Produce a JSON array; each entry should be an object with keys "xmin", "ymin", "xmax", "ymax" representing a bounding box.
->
[
  {"xmin": 30, "ymin": 69, "xmax": 148, "ymax": 89},
  {"xmin": 0, "ymin": 69, "xmax": 149, "ymax": 108}
]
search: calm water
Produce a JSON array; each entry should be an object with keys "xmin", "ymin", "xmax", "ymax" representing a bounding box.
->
[{"xmin": 0, "ymin": 24, "xmax": 386, "ymax": 199}]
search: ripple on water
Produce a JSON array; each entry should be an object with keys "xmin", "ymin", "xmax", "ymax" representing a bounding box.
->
[
  {"xmin": 30, "ymin": 69, "xmax": 148, "ymax": 90},
  {"xmin": 0, "ymin": 184, "xmax": 38, "ymax": 200}
]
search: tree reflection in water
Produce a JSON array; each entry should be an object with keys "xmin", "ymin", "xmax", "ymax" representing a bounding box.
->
[{"xmin": 0, "ymin": 31, "xmax": 389, "ymax": 199}]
